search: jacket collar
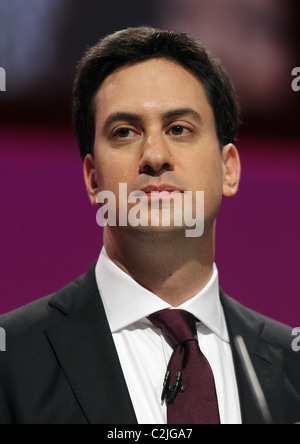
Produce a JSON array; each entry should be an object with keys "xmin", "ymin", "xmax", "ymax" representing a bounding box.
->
[
  {"xmin": 45, "ymin": 264, "xmax": 137, "ymax": 424},
  {"xmin": 220, "ymin": 291, "xmax": 285, "ymax": 424}
]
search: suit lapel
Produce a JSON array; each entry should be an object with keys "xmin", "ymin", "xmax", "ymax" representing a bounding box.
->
[
  {"xmin": 45, "ymin": 265, "xmax": 137, "ymax": 424},
  {"xmin": 220, "ymin": 292, "xmax": 285, "ymax": 424}
]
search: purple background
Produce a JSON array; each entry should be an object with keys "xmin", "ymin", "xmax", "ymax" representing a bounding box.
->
[{"xmin": 0, "ymin": 124, "xmax": 299, "ymax": 327}]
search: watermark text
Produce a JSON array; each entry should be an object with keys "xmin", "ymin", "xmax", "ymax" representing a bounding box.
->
[
  {"xmin": 292, "ymin": 327, "xmax": 300, "ymax": 352},
  {"xmin": 96, "ymin": 183, "xmax": 204, "ymax": 238},
  {"xmin": 107, "ymin": 427, "xmax": 193, "ymax": 441},
  {"xmin": 291, "ymin": 67, "xmax": 300, "ymax": 92},
  {"xmin": 0, "ymin": 327, "xmax": 6, "ymax": 352},
  {"xmin": 0, "ymin": 67, "xmax": 6, "ymax": 92}
]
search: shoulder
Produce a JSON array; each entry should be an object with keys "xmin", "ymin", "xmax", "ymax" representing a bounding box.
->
[
  {"xmin": 0, "ymin": 264, "xmax": 98, "ymax": 424},
  {"xmin": 0, "ymin": 263, "xmax": 97, "ymax": 337},
  {"xmin": 221, "ymin": 291, "xmax": 300, "ymax": 424},
  {"xmin": 0, "ymin": 264, "xmax": 98, "ymax": 402},
  {"xmin": 0, "ymin": 294, "xmax": 56, "ymax": 337},
  {"xmin": 220, "ymin": 291, "xmax": 296, "ymax": 353}
]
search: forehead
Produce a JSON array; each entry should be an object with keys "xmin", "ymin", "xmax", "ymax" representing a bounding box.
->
[{"xmin": 94, "ymin": 59, "xmax": 214, "ymax": 123}]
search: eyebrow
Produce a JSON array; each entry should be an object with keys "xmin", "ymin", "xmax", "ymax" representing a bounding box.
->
[
  {"xmin": 102, "ymin": 108, "xmax": 203, "ymax": 133},
  {"xmin": 103, "ymin": 112, "xmax": 140, "ymax": 132},
  {"xmin": 162, "ymin": 108, "xmax": 202, "ymax": 124}
]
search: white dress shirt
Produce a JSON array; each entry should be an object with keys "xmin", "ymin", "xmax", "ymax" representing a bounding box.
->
[{"xmin": 95, "ymin": 247, "xmax": 242, "ymax": 424}]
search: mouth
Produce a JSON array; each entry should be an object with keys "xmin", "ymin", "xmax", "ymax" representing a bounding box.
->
[
  {"xmin": 130, "ymin": 186, "xmax": 184, "ymax": 204},
  {"xmin": 140, "ymin": 185, "xmax": 183, "ymax": 195}
]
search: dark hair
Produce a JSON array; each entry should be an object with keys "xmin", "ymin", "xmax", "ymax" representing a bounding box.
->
[{"xmin": 72, "ymin": 27, "xmax": 240, "ymax": 160}]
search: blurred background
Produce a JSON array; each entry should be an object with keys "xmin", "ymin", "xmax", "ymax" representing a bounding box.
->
[{"xmin": 0, "ymin": 0, "xmax": 299, "ymax": 326}]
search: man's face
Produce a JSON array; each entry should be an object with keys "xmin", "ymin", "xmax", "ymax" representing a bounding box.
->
[{"xmin": 85, "ymin": 58, "xmax": 239, "ymax": 236}]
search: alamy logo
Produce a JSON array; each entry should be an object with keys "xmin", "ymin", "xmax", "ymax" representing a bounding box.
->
[
  {"xmin": 292, "ymin": 327, "xmax": 300, "ymax": 352},
  {"xmin": 96, "ymin": 183, "xmax": 204, "ymax": 237},
  {"xmin": 291, "ymin": 67, "xmax": 300, "ymax": 92},
  {"xmin": 0, "ymin": 328, "xmax": 6, "ymax": 352},
  {"xmin": 0, "ymin": 67, "xmax": 6, "ymax": 92}
]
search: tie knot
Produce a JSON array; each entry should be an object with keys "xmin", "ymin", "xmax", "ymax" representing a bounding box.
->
[{"xmin": 149, "ymin": 309, "xmax": 198, "ymax": 346}]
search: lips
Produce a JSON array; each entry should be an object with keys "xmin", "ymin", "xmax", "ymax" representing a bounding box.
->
[{"xmin": 140, "ymin": 185, "xmax": 183, "ymax": 194}]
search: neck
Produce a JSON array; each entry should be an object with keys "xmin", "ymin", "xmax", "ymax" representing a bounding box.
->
[{"xmin": 103, "ymin": 226, "xmax": 216, "ymax": 306}]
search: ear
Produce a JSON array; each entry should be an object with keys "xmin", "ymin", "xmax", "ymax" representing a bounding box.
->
[
  {"xmin": 221, "ymin": 144, "xmax": 241, "ymax": 197},
  {"xmin": 83, "ymin": 154, "xmax": 100, "ymax": 206}
]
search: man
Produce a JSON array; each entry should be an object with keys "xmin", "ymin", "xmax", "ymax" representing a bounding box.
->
[{"xmin": 0, "ymin": 27, "xmax": 299, "ymax": 424}]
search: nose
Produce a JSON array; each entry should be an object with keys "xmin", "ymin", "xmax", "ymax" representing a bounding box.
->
[{"xmin": 138, "ymin": 134, "xmax": 175, "ymax": 176}]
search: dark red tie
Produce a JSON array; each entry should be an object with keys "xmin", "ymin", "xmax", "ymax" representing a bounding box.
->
[{"xmin": 149, "ymin": 309, "xmax": 220, "ymax": 424}]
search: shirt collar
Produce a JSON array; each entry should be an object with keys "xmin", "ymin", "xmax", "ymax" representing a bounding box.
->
[{"xmin": 95, "ymin": 247, "xmax": 229, "ymax": 342}]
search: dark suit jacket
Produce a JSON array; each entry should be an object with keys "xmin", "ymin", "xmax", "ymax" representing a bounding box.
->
[{"xmin": 0, "ymin": 264, "xmax": 299, "ymax": 424}]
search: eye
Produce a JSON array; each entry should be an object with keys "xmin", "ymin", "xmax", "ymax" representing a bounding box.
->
[
  {"xmin": 113, "ymin": 128, "xmax": 136, "ymax": 139},
  {"xmin": 168, "ymin": 125, "xmax": 191, "ymax": 137}
]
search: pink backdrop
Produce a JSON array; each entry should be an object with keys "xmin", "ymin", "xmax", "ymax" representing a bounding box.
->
[{"xmin": 0, "ymin": 124, "xmax": 299, "ymax": 327}]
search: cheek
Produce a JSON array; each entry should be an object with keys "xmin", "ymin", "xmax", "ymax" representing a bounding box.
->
[
  {"xmin": 189, "ymin": 151, "xmax": 224, "ymax": 221},
  {"xmin": 189, "ymin": 148, "xmax": 223, "ymax": 191},
  {"xmin": 94, "ymin": 153, "xmax": 136, "ymax": 193},
  {"xmin": 205, "ymin": 163, "xmax": 224, "ymax": 219},
  {"xmin": 206, "ymin": 163, "xmax": 224, "ymax": 194}
]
